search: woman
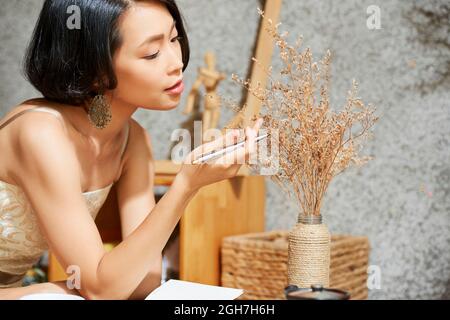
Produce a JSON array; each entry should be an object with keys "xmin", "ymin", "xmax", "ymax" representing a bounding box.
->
[{"xmin": 0, "ymin": 0, "xmax": 262, "ymax": 299}]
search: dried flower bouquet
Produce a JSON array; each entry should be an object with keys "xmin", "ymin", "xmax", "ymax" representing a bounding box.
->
[{"xmin": 229, "ymin": 9, "xmax": 378, "ymax": 220}]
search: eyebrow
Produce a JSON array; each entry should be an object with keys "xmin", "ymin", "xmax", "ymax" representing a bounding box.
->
[{"xmin": 138, "ymin": 20, "xmax": 176, "ymax": 48}]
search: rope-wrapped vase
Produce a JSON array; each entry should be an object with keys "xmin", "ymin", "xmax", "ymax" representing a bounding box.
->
[{"xmin": 287, "ymin": 214, "xmax": 330, "ymax": 287}]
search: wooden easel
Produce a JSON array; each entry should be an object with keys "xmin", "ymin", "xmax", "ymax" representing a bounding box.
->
[
  {"xmin": 226, "ymin": 0, "xmax": 283, "ymax": 129},
  {"xmin": 179, "ymin": 0, "xmax": 283, "ymax": 285}
]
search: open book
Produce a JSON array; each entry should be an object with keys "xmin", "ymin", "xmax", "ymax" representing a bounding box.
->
[
  {"xmin": 145, "ymin": 280, "xmax": 244, "ymax": 300},
  {"xmin": 19, "ymin": 280, "xmax": 244, "ymax": 300}
]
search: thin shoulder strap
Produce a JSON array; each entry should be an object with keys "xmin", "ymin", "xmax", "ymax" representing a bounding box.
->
[
  {"xmin": 0, "ymin": 107, "xmax": 64, "ymax": 130},
  {"xmin": 120, "ymin": 120, "xmax": 130, "ymax": 159}
]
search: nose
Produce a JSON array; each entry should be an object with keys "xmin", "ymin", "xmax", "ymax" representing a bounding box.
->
[{"xmin": 167, "ymin": 45, "xmax": 184, "ymax": 75}]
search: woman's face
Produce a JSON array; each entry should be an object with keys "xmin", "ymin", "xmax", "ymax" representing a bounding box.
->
[{"xmin": 111, "ymin": 1, "xmax": 184, "ymax": 110}]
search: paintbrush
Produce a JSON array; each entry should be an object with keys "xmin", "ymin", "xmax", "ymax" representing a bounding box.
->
[{"xmin": 192, "ymin": 133, "xmax": 268, "ymax": 164}]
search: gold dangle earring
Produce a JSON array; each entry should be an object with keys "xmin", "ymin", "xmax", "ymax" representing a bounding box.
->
[{"xmin": 86, "ymin": 94, "xmax": 112, "ymax": 129}]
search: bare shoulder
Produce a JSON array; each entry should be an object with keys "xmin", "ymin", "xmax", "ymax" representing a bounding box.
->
[
  {"xmin": 9, "ymin": 105, "xmax": 70, "ymax": 153},
  {"xmin": 0, "ymin": 100, "xmax": 66, "ymax": 136},
  {"xmin": 9, "ymin": 110, "xmax": 79, "ymax": 187},
  {"xmin": 0, "ymin": 100, "xmax": 74, "ymax": 185}
]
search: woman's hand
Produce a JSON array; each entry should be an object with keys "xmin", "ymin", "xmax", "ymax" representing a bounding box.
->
[{"xmin": 176, "ymin": 118, "xmax": 264, "ymax": 192}]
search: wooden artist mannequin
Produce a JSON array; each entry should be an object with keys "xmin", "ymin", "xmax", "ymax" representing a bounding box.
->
[{"xmin": 183, "ymin": 52, "xmax": 226, "ymax": 134}]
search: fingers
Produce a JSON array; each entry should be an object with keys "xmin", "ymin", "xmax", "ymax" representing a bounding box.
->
[
  {"xmin": 254, "ymin": 118, "xmax": 263, "ymax": 133},
  {"xmin": 185, "ymin": 129, "xmax": 240, "ymax": 164},
  {"xmin": 186, "ymin": 118, "xmax": 264, "ymax": 165},
  {"xmin": 245, "ymin": 126, "xmax": 257, "ymax": 155},
  {"xmin": 211, "ymin": 118, "xmax": 263, "ymax": 154},
  {"xmin": 207, "ymin": 129, "xmax": 240, "ymax": 152},
  {"xmin": 246, "ymin": 117, "xmax": 263, "ymax": 152},
  {"xmin": 249, "ymin": 118, "xmax": 264, "ymax": 161},
  {"xmin": 224, "ymin": 128, "xmax": 241, "ymax": 147},
  {"xmin": 232, "ymin": 118, "xmax": 264, "ymax": 165}
]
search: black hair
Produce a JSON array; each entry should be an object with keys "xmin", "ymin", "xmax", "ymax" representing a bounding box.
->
[{"xmin": 24, "ymin": 0, "xmax": 190, "ymax": 105}]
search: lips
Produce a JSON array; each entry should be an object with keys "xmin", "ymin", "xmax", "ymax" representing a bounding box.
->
[
  {"xmin": 164, "ymin": 79, "xmax": 184, "ymax": 95},
  {"xmin": 165, "ymin": 79, "xmax": 183, "ymax": 91}
]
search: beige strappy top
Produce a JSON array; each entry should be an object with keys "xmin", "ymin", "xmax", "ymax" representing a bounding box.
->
[{"xmin": 0, "ymin": 107, "xmax": 130, "ymax": 288}]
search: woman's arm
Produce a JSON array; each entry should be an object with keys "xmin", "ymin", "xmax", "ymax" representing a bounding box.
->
[
  {"xmin": 13, "ymin": 113, "xmax": 261, "ymax": 300},
  {"xmin": 96, "ymin": 172, "xmax": 196, "ymax": 299},
  {"xmin": 90, "ymin": 120, "xmax": 259, "ymax": 299},
  {"xmin": 114, "ymin": 120, "xmax": 161, "ymax": 300},
  {"xmin": 12, "ymin": 113, "xmax": 196, "ymax": 299}
]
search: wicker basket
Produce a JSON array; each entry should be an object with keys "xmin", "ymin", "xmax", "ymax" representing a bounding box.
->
[{"xmin": 221, "ymin": 230, "xmax": 370, "ymax": 300}]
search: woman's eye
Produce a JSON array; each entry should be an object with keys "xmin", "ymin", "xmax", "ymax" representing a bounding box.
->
[
  {"xmin": 144, "ymin": 51, "xmax": 160, "ymax": 60},
  {"xmin": 171, "ymin": 35, "xmax": 183, "ymax": 43},
  {"xmin": 144, "ymin": 37, "xmax": 182, "ymax": 60}
]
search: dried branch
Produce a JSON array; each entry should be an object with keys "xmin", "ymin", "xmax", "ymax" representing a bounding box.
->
[{"xmin": 227, "ymin": 8, "xmax": 379, "ymax": 219}]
